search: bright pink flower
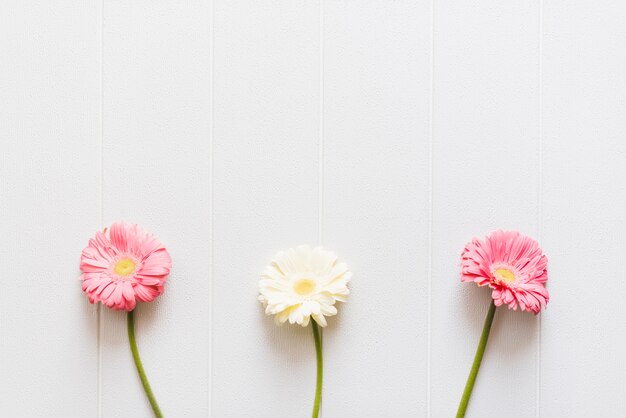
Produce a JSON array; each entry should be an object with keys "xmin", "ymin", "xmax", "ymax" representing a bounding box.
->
[
  {"xmin": 461, "ymin": 230, "xmax": 549, "ymax": 314},
  {"xmin": 80, "ymin": 222, "xmax": 172, "ymax": 311}
]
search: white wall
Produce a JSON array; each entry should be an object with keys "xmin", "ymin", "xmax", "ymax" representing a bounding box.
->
[{"xmin": 1, "ymin": 1, "xmax": 625, "ymax": 417}]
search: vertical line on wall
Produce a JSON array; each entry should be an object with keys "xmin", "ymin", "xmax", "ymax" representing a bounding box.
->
[
  {"xmin": 318, "ymin": 1, "xmax": 325, "ymax": 416},
  {"xmin": 426, "ymin": 0, "xmax": 434, "ymax": 415},
  {"xmin": 97, "ymin": 0, "xmax": 104, "ymax": 416},
  {"xmin": 318, "ymin": 0, "xmax": 324, "ymax": 249},
  {"xmin": 536, "ymin": 0, "xmax": 543, "ymax": 416},
  {"xmin": 208, "ymin": 0, "xmax": 215, "ymax": 415}
]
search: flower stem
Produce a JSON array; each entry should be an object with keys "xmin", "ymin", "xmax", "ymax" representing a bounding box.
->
[
  {"xmin": 456, "ymin": 300, "xmax": 497, "ymax": 418},
  {"xmin": 127, "ymin": 310, "xmax": 163, "ymax": 418},
  {"xmin": 311, "ymin": 321, "xmax": 323, "ymax": 418}
]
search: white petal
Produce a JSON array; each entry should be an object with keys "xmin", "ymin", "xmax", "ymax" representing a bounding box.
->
[
  {"xmin": 311, "ymin": 246, "xmax": 337, "ymax": 275},
  {"xmin": 312, "ymin": 314, "xmax": 327, "ymax": 327}
]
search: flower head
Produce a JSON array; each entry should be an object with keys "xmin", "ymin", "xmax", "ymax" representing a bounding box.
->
[
  {"xmin": 259, "ymin": 246, "xmax": 351, "ymax": 327},
  {"xmin": 461, "ymin": 230, "xmax": 548, "ymax": 314},
  {"xmin": 80, "ymin": 222, "xmax": 172, "ymax": 311}
]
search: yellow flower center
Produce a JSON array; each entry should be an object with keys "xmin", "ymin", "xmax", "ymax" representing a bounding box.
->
[
  {"xmin": 495, "ymin": 268, "xmax": 516, "ymax": 284},
  {"xmin": 293, "ymin": 278, "xmax": 316, "ymax": 295},
  {"xmin": 114, "ymin": 258, "xmax": 136, "ymax": 276}
]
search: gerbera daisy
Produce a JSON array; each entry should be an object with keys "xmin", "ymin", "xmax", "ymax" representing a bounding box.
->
[
  {"xmin": 258, "ymin": 245, "xmax": 351, "ymax": 327},
  {"xmin": 461, "ymin": 230, "xmax": 549, "ymax": 314},
  {"xmin": 80, "ymin": 222, "xmax": 172, "ymax": 311},
  {"xmin": 456, "ymin": 230, "xmax": 549, "ymax": 418},
  {"xmin": 259, "ymin": 245, "xmax": 351, "ymax": 418},
  {"xmin": 80, "ymin": 222, "xmax": 171, "ymax": 417}
]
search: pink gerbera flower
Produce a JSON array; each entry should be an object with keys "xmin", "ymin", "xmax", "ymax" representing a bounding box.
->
[
  {"xmin": 80, "ymin": 222, "xmax": 172, "ymax": 311},
  {"xmin": 461, "ymin": 230, "xmax": 549, "ymax": 314}
]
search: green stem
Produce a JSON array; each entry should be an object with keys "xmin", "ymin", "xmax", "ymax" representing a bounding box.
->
[
  {"xmin": 456, "ymin": 300, "xmax": 497, "ymax": 418},
  {"xmin": 127, "ymin": 310, "xmax": 163, "ymax": 418},
  {"xmin": 311, "ymin": 321, "xmax": 323, "ymax": 418}
]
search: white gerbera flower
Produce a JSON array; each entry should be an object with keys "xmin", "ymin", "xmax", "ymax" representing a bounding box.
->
[{"xmin": 259, "ymin": 245, "xmax": 351, "ymax": 327}]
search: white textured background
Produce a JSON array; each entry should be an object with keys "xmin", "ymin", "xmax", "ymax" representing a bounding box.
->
[{"xmin": 1, "ymin": 0, "xmax": 625, "ymax": 417}]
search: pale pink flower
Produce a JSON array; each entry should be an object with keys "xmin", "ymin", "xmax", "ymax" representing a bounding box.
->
[
  {"xmin": 80, "ymin": 222, "xmax": 172, "ymax": 311},
  {"xmin": 461, "ymin": 230, "xmax": 549, "ymax": 314}
]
